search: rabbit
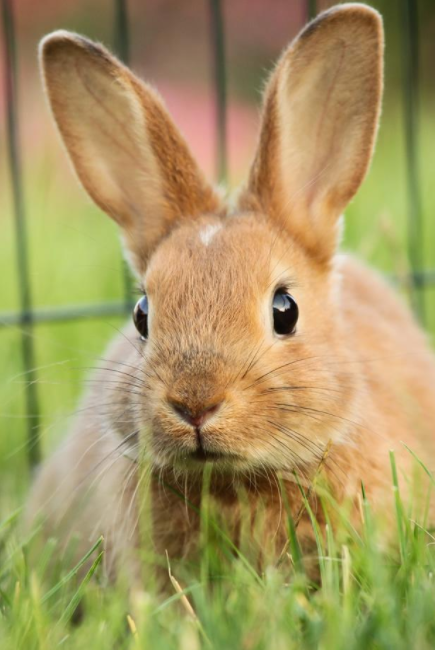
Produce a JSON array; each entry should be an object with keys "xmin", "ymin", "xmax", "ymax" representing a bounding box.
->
[{"xmin": 27, "ymin": 3, "xmax": 435, "ymax": 584}]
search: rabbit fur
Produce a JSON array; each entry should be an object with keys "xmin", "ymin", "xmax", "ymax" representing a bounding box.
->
[{"xmin": 27, "ymin": 4, "xmax": 435, "ymax": 582}]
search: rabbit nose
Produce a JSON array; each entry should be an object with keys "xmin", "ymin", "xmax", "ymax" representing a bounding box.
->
[{"xmin": 170, "ymin": 400, "xmax": 222, "ymax": 429}]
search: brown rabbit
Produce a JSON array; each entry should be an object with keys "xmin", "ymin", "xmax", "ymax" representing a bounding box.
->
[{"xmin": 28, "ymin": 4, "xmax": 435, "ymax": 582}]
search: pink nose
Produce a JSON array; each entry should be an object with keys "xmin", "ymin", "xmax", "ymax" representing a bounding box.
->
[{"xmin": 170, "ymin": 401, "xmax": 222, "ymax": 429}]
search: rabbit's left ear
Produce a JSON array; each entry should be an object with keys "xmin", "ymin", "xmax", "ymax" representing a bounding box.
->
[
  {"xmin": 240, "ymin": 4, "xmax": 384, "ymax": 264},
  {"xmin": 40, "ymin": 32, "xmax": 221, "ymax": 274}
]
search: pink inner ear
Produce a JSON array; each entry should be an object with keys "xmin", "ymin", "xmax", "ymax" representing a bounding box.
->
[{"xmin": 303, "ymin": 40, "xmax": 347, "ymax": 211}]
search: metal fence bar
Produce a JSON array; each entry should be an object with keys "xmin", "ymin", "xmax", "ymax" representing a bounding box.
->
[
  {"xmin": 307, "ymin": 0, "xmax": 316, "ymax": 21},
  {"xmin": 2, "ymin": 0, "xmax": 41, "ymax": 466},
  {"xmin": 402, "ymin": 270, "xmax": 435, "ymax": 288},
  {"xmin": 113, "ymin": 0, "xmax": 133, "ymax": 311},
  {"xmin": 400, "ymin": 0, "xmax": 425, "ymax": 321},
  {"xmin": 0, "ymin": 302, "xmax": 132, "ymax": 327},
  {"xmin": 209, "ymin": 0, "xmax": 228, "ymax": 184},
  {"xmin": 113, "ymin": 0, "xmax": 130, "ymax": 64}
]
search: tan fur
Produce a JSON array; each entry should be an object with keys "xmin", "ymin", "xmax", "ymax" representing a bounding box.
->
[{"xmin": 28, "ymin": 5, "xmax": 435, "ymax": 583}]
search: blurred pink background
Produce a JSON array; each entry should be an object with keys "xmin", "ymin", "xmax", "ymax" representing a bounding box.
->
[{"xmin": 0, "ymin": 0, "xmax": 335, "ymax": 185}]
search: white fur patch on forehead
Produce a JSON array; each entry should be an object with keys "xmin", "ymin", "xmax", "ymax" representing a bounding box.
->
[{"xmin": 199, "ymin": 223, "xmax": 222, "ymax": 246}]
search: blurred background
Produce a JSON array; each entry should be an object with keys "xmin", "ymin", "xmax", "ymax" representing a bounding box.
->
[{"xmin": 1, "ymin": 0, "xmax": 435, "ymax": 509}]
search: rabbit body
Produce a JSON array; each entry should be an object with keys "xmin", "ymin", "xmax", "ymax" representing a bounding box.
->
[{"xmin": 28, "ymin": 4, "xmax": 435, "ymax": 581}]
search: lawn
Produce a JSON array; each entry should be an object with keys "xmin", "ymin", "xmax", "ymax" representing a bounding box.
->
[{"xmin": 1, "ymin": 86, "xmax": 435, "ymax": 647}]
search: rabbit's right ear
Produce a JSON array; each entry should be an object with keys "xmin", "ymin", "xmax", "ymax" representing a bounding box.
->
[
  {"xmin": 40, "ymin": 32, "xmax": 220, "ymax": 274},
  {"xmin": 240, "ymin": 5, "xmax": 383, "ymax": 265}
]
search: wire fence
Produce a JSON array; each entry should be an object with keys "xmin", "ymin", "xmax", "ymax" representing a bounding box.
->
[{"xmin": 0, "ymin": 0, "xmax": 433, "ymax": 469}]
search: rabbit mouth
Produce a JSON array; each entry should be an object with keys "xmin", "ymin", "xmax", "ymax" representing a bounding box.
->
[
  {"xmin": 186, "ymin": 448, "xmax": 229, "ymax": 463},
  {"xmin": 172, "ymin": 444, "xmax": 244, "ymax": 467}
]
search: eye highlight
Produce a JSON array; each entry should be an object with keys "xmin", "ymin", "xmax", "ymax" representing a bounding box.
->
[
  {"xmin": 272, "ymin": 289, "xmax": 298, "ymax": 336},
  {"xmin": 133, "ymin": 295, "xmax": 149, "ymax": 339}
]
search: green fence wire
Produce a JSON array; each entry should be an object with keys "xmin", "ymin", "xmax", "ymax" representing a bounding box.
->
[
  {"xmin": 0, "ymin": 0, "xmax": 432, "ymax": 470},
  {"xmin": 113, "ymin": 0, "xmax": 134, "ymax": 311},
  {"xmin": 400, "ymin": 0, "xmax": 425, "ymax": 321},
  {"xmin": 209, "ymin": 0, "xmax": 227, "ymax": 184},
  {"xmin": 2, "ymin": 0, "xmax": 40, "ymax": 465},
  {"xmin": 307, "ymin": 0, "xmax": 317, "ymax": 20}
]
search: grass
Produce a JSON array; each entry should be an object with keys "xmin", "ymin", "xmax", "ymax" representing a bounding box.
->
[
  {"xmin": 1, "ymin": 457, "xmax": 435, "ymax": 649},
  {"xmin": 1, "ymin": 94, "xmax": 435, "ymax": 647}
]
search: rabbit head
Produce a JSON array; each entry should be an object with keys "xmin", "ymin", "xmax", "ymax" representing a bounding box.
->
[{"xmin": 40, "ymin": 4, "xmax": 383, "ymax": 477}]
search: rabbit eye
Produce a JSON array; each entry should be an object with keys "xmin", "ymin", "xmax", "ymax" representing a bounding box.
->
[
  {"xmin": 273, "ymin": 290, "xmax": 298, "ymax": 336},
  {"xmin": 133, "ymin": 295, "xmax": 149, "ymax": 340}
]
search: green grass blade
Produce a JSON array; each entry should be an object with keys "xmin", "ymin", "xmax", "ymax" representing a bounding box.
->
[
  {"xmin": 58, "ymin": 550, "xmax": 104, "ymax": 625},
  {"xmin": 0, "ymin": 506, "xmax": 22, "ymax": 534},
  {"xmin": 41, "ymin": 536, "xmax": 103, "ymax": 604},
  {"xmin": 390, "ymin": 450, "xmax": 406, "ymax": 562},
  {"xmin": 277, "ymin": 477, "xmax": 305, "ymax": 576},
  {"xmin": 403, "ymin": 443, "xmax": 435, "ymax": 488},
  {"xmin": 0, "ymin": 524, "xmax": 42, "ymax": 580},
  {"xmin": 293, "ymin": 472, "xmax": 326, "ymax": 576}
]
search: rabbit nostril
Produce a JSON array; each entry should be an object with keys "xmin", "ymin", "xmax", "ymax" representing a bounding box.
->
[{"xmin": 170, "ymin": 400, "xmax": 222, "ymax": 428}]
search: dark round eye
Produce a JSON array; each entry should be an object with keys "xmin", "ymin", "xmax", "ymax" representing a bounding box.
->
[
  {"xmin": 272, "ymin": 290, "xmax": 298, "ymax": 336},
  {"xmin": 133, "ymin": 295, "xmax": 149, "ymax": 339}
]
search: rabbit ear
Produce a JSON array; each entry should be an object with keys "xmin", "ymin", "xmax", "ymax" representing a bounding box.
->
[
  {"xmin": 40, "ymin": 31, "xmax": 220, "ymax": 273},
  {"xmin": 240, "ymin": 5, "xmax": 383, "ymax": 264}
]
